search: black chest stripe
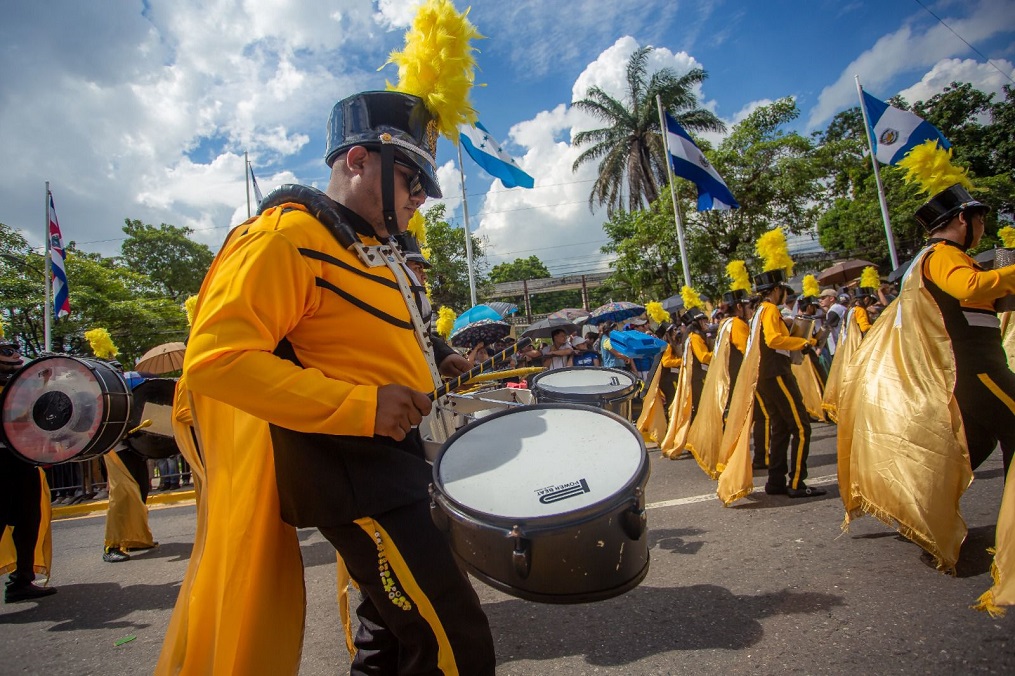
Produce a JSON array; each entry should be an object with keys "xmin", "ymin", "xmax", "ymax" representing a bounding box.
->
[
  {"xmin": 314, "ymin": 277, "xmax": 413, "ymax": 331},
  {"xmin": 297, "ymin": 247, "xmax": 400, "ymax": 290}
]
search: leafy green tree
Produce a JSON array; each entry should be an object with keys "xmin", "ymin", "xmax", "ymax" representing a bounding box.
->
[
  {"xmin": 422, "ymin": 204, "xmax": 485, "ymax": 312},
  {"xmin": 571, "ymin": 46, "xmax": 725, "ymax": 216},
  {"xmin": 486, "ymin": 256, "xmax": 583, "ymax": 315},
  {"xmin": 120, "ymin": 219, "xmax": 214, "ymax": 301},
  {"xmin": 0, "ymin": 223, "xmax": 48, "ymax": 354}
]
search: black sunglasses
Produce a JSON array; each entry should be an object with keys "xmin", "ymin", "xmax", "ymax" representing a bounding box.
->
[{"xmin": 392, "ymin": 157, "xmax": 425, "ymax": 197}]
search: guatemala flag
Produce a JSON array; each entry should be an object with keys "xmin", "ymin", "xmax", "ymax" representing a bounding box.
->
[
  {"xmin": 48, "ymin": 192, "xmax": 71, "ymax": 319},
  {"xmin": 458, "ymin": 122, "xmax": 534, "ymax": 189},
  {"xmin": 861, "ymin": 91, "xmax": 950, "ymax": 165},
  {"xmin": 664, "ymin": 112, "xmax": 739, "ymax": 210}
]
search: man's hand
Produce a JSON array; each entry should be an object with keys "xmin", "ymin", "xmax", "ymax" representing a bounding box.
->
[
  {"xmin": 439, "ymin": 352, "xmax": 473, "ymax": 378},
  {"xmin": 375, "ymin": 384, "xmax": 432, "ymax": 441}
]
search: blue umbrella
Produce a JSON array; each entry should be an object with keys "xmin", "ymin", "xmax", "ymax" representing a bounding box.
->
[
  {"xmin": 453, "ymin": 305, "xmax": 503, "ymax": 332},
  {"xmin": 587, "ymin": 301, "xmax": 646, "ymax": 326}
]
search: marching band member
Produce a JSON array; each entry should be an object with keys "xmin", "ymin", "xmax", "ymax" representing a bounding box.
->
[
  {"xmin": 837, "ymin": 141, "xmax": 1015, "ymax": 613},
  {"xmin": 661, "ymin": 287, "xmax": 709, "ymax": 459}
]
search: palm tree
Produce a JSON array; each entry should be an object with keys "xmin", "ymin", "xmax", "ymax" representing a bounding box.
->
[{"xmin": 572, "ymin": 46, "xmax": 726, "ymax": 215}]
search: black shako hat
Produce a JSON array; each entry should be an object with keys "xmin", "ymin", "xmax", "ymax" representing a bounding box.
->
[
  {"xmin": 324, "ymin": 91, "xmax": 442, "ymax": 199},
  {"xmin": 915, "ymin": 183, "xmax": 990, "ymax": 232},
  {"xmin": 681, "ymin": 307, "xmax": 707, "ymax": 326},
  {"xmin": 393, "ymin": 232, "xmax": 432, "ymax": 268},
  {"xmin": 722, "ymin": 289, "xmax": 749, "ymax": 305},
  {"xmin": 753, "ymin": 268, "xmax": 792, "ymax": 293}
]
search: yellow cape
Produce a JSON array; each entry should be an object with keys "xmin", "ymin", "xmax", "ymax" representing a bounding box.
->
[
  {"xmin": 837, "ymin": 246, "xmax": 973, "ymax": 571},
  {"xmin": 103, "ymin": 451, "xmax": 155, "ymax": 550},
  {"xmin": 821, "ymin": 307, "xmax": 862, "ymax": 423},
  {"xmin": 0, "ymin": 468, "xmax": 52, "ymax": 582},
  {"xmin": 716, "ymin": 308, "xmax": 767, "ymax": 505},
  {"xmin": 792, "ymin": 355, "xmax": 826, "ymax": 421},
  {"xmin": 660, "ymin": 334, "xmax": 695, "ymax": 458},
  {"xmin": 1002, "ymin": 311, "xmax": 1014, "ymax": 361},
  {"xmin": 685, "ymin": 318, "xmax": 735, "ymax": 479},
  {"xmin": 636, "ymin": 361, "xmax": 668, "ymax": 444}
]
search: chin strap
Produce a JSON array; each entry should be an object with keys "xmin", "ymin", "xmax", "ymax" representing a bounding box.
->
[
  {"xmin": 379, "ymin": 143, "xmax": 398, "ymax": 237},
  {"xmin": 962, "ymin": 213, "xmax": 975, "ymax": 251}
]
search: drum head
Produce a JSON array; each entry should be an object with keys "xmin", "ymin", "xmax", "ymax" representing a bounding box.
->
[
  {"xmin": 435, "ymin": 404, "xmax": 646, "ymax": 521},
  {"xmin": 531, "ymin": 367, "xmax": 638, "ymax": 403},
  {"xmin": 125, "ymin": 378, "xmax": 180, "ymax": 459},
  {"xmin": 0, "ymin": 355, "xmax": 129, "ymax": 464}
]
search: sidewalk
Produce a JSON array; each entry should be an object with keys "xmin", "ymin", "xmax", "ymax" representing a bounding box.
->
[{"xmin": 51, "ymin": 486, "xmax": 197, "ymax": 520}]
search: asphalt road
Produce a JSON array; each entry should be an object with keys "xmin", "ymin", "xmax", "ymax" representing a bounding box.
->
[{"xmin": 2, "ymin": 422, "xmax": 1013, "ymax": 675}]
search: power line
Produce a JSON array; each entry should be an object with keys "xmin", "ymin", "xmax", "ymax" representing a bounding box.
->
[{"xmin": 912, "ymin": 0, "xmax": 1015, "ymax": 85}]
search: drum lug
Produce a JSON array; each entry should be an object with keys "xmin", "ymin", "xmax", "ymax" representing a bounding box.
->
[
  {"xmin": 509, "ymin": 525, "xmax": 531, "ymax": 580},
  {"xmin": 621, "ymin": 487, "xmax": 647, "ymax": 541},
  {"xmin": 428, "ymin": 484, "xmax": 450, "ymax": 533}
]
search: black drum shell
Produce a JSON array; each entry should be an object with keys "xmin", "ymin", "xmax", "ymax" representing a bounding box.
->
[
  {"xmin": 0, "ymin": 355, "xmax": 131, "ymax": 465},
  {"xmin": 125, "ymin": 378, "xmax": 181, "ymax": 459},
  {"xmin": 530, "ymin": 367, "xmax": 639, "ymax": 420},
  {"xmin": 429, "ymin": 403, "xmax": 650, "ymax": 604}
]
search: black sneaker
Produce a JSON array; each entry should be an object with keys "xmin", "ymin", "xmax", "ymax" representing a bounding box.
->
[
  {"xmin": 5, "ymin": 583, "xmax": 57, "ymax": 603},
  {"xmin": 764, "ymin": 483, "xmax": 788, "ymax": 495},
  {"xmin": 787, "ymin": 484, "xmax": 827, "ymax": 498},
  {"xmin": 103, "ymin": 548, "xmax": 131, "ymax": 563}
]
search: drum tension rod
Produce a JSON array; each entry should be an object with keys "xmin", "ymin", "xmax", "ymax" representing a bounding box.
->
[{"xmin": 509, "ymin": 525, "xmax": 531, "ymax": 580}]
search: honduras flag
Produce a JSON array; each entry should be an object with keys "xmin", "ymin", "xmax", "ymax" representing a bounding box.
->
[
  {"xmin": 458, "ymin": 122, "xmax": 534, "ymax": 189},
  {"xmin": 48, "ymin": 192, "xmax": 71, "ymax": 319},
  {"xmin": 861, "ymin": 91, "xmax": 950, "ymax": 166},
  {"xmin": 664, "ymin": 112, "xmax": 739, "ymax": 211}
]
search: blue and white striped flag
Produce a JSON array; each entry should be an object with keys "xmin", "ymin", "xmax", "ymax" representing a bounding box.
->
[
  {"xmin": 664, "ymin": 112, "xmax": 739, "ymax": 211},
  {"xmin": 861, "ymin": 91, "xmax": 950, "ymax": 166},
  {"xmin": 48, "ymin": 192, "xmax": 70, "ymax": 319},
  {"xmin": 249, "ymin": 162, "xmax": 263, "ymax": 204},
  {"xmin": 458, "ymin": 121, "xmax": 534, "ymax": 189}
]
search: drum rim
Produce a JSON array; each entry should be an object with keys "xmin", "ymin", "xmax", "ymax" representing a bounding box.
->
[
  {"xmin": 0, "ymin": 354, "xmax": 131, "ymax": 465},
  {"xmin": 432, "ymin": 402, "xmax": 649, "ymax": 526},
  {"xmin": 530, "ymin": 366, "xmax": 639, "ymax": 399}
]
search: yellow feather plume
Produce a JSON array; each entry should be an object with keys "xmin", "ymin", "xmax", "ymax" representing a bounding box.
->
[
  {"xmin": 85, "ymin": 328, "xmax": 119, "ymax": 360},
  {"xmin": 184, "ymin": 295, "xmax": 199, "ymax": 327},
  {"xmin": 407, "ymin": 210, "xmax": 427, "ymax": 248},
  {"xmin": 436, "ymin": 306, "xmax": 457, "ymax": 339},
  {"xmin": 860, "ymin": 266, "xmax": 880, "ymax": 290},
  {"xmin": 0, "ymin": 321, "xmax": 5, "ymax": 340},
  {"xmin": 384, "ymin": 0, "xmax": 482, "ymax": 144},
  {"xmin": 999, "ymin": 226, "xmax": 1015, "ymax": 248},
  {"xmin": 681, "ymin": 285, "xmax": 705, "ymax": 311},
  {"xmin": 802, "ymin": 274, "xmax": 820, "ymax": 298},
  {"xmin": 726, "ymin": 260, "xmax": 751, "ymax": 292},
  {"xmin": 646, "ymin": 302, "xmax": 671, "ymax": 324},
  {"xmin": 755, "ymin": 227, "xmax": 795, "ymax": 277},
  {"xmin": 896, "ymin": 140, "xmax": 973, "ymax": 197}
]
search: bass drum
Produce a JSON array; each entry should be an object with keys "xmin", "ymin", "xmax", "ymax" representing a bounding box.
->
[
  {"xmin": 124, "ymin": 378, "xmax": 180, "ymax": 459},
  {"xmin": 530, "ymin": 367, "xmax": 639, "ymax": 420},
  {"xmin": 0, "ymin": 355, "xmax": 131, "ymax": 465},
  {"xmin": 430, "ymin": 404, "xmax": 650, "ymax": 604}
]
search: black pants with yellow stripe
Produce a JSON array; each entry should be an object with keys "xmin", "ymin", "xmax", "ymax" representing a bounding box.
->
[
  {"xmin": 319, "ymin": 499, "xmax": 496, "ymax": 675},
  {"xmin": 955, "ymin": 365, "xmax": 1015, "ymax": 477},
  {"xmin": 756, "ymin": 374, "xmax": 812, "ymax": 490},
  {"xmin": 752, "ymin": 394, "xmax": 771, "ymax": 467}
]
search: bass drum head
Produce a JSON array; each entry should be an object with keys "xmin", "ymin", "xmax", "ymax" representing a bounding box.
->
[
  {"xmin": 530, "ymin": 367, "xmax": 638, "ymax": 406},
  {"xmin": 124, "ymin": 378, "xmax": 180, "ymax": 459},
  {"xmin": 0, "ymin": 355, "xmax": 131, "ymax": 465}
]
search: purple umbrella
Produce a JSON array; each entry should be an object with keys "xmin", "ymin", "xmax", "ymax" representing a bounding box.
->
[
  {"xmin": 548, "ymin": 308, "xmax": 591, "ymax": 322},
  {"xmin": 587, "ymin": 301, "xmax": 646, "ymax": 326}
]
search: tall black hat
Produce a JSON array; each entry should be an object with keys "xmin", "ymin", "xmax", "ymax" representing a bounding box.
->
[
  {"xmin": 722, "ymin": 289, "xmax": 749, "ymax": 305},
  {"xmin": 915, "ymin": 184, "xmax": 989, "ymax": 232},
  {"xmin": 753, "ymin": 269, "xmax": 791, "ymax": 293},
  {"xmin": 681, "ymin": 308, "xmax": 706, "ymax": 325},
  {"xmin": 324, "ymin": 91, "xmax": 442, "ymax": 199}
]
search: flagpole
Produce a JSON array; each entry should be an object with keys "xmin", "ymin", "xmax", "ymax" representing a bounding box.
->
[
  {"xmin": 245, "ymin": 151, "xmax": 252, "ymax": 219},
  {"xmin": 457, "ymin": 142, "xmax": 479, "ymax": 307},
  {"xmin": 855, "ymin": 76, "xmax": 900, "ymax": 270},
  {"xmin": 656, "ymin": 95, "xmax": 693, "ymax": 287},
  {"xmin": 44, "ymin": 181, "xmax": 52, "ymax": 352}
]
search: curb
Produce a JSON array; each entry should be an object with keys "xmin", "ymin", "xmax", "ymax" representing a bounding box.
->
[{"xmin": 52, "ymin": 489, "xmax": 198, "ymax": 520}]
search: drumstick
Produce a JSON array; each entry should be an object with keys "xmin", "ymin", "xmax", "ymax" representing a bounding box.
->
[
  {"xmin": 430, "ymin": 337, "xmax": 533, "ymax": 401},
  {"xmin": 125, "ymin": 419, "xmax": 153, "ymax": 437}
]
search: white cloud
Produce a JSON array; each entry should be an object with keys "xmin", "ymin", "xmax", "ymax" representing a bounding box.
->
[
  {"xmin": 374, "ymin": 0, "xmax": 426, "ymax": 29},
  {"xmin": 807, "ymin": 0, "xmax": 1013, "ymax": 128},
  {"xmin": 897, "ymin": 57, "xmax": 1015, "ymax": 105}
]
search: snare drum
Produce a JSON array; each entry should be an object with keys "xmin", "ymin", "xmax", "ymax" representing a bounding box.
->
[
  {"xmin": 0, "ymin": 355, "xmax": 131, "ymax": 465},
  {"xmin": 430, "ymin": 404, "xmax": 650, "ymax": 604},
  {"xmin": 124, "ymin": 378, "xmax": 181, "ymax": 459},
  {"xmin": 530, "ymin": 367, "xmax": 639, "ymax": 419}
]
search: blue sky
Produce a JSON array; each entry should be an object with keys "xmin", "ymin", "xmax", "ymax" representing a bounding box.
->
[{"xmin": 1, "ymin": 0, "xmax": 1012, "ymax": 284}]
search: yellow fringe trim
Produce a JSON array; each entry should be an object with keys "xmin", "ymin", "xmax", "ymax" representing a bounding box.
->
[
  {"xmin": 821, "ymin": 402, "xmax": 838, "ymax": 424},
  {"xmin": 972, "ymin": 552, "xmax": 1006, "ymax": 617},
  {"xmin": 720, "ymin": 486, "xmax": 754, "ymax": 507},
  {"xmin": 851, "ymin": 488, "xmax": 956, "ymax": 574},
  {"xmin": 685, "ymin": 442, "xmax": 721, "ymax": 480}
]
